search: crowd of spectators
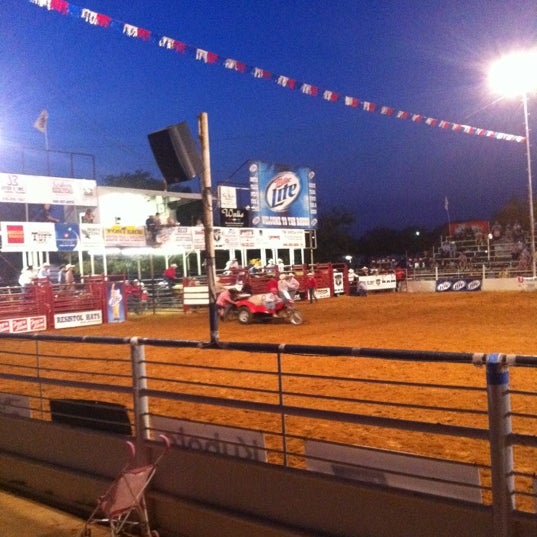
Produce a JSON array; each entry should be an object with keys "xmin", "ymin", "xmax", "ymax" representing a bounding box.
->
[
  {"xmin": 362, "ymin": 220, "xmax": 534, "ymax": 276},
  {"xmin": 407, "ymin": 220, "xmax": 534, "ymax": 274}
]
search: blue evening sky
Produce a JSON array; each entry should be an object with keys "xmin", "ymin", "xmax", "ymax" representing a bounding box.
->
[{"xmin": 1, "ymin": 0, "xmax": 536, "ymax": 234}]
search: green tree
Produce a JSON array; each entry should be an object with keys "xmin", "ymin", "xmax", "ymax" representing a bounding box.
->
[
  {"xmin": 102, "ymin": 169, "xmax": 164, "ymax": 190},
  {"xmin": 315, "ymin": 209, "xmax": 358, "ymax": 263},
  {"xmin": 491, "ymin": 196, "xmax": 530, "ymax": 228}
]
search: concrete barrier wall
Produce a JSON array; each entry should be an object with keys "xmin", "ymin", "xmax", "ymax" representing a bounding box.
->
[{"xmin": 1, "ymin": 415, "xmax": 536, "ymax": 537}]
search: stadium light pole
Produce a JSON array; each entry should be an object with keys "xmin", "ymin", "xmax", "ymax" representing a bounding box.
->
[{"xmin": 489, "ymin": 50, "xmax": 537, "ymax": 279}]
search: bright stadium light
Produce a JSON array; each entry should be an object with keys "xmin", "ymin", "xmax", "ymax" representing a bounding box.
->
[{"xmin": 489, "ymin": 50, "xmax": 537, "ymax": 279}]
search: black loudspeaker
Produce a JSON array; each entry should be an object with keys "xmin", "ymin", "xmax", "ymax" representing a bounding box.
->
[
  {"xmin": 148, "ymin": 122, "xmax": 203, "ymax": 183},
  {"xmin": 50, "ymin": 399, "xmax": 131, "ymax": 435}
]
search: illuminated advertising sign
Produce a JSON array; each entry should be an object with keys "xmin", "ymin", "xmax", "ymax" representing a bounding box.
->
[{"xmin": 248, "ymin": 161, "xmax": 317, "ymax": 229}]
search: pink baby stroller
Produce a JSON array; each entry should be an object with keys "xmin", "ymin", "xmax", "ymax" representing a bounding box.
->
[{"xmin": 80, "ymin": 435, "xmax": 170, "ymax": 537}]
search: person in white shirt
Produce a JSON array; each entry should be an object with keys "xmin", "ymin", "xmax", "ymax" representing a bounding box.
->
[
  {"xmin": 278, "ymin": 273, "xmax": 298, "ymax": 303},
  {"xmin": 37, "ymin": 263, "xmax": 51, "ymax": 279},
  {"xmin": 18, "ymin": 266, "xmax": 35, "ymax": 290},
  {"xmin": 286, "ymin": 272, "xmax": 300, "ymax": 300}
]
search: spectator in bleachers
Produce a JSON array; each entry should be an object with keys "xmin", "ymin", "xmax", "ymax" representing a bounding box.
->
[
  {"xmin": 57, "ymin": 265, "xmax": 67, "ymax": 284},
  {"xmin": 512, "ymin": 221, "xmax": 524, "ymax": 241},
  {"xmin": 64, "ymin": 264, "xmax": 75, "ymax": 290},
  {"xmin": 511, "ymin": 241, "xmax": 523, "ymax": 262},
  {"xmin": 518, "ymin": 247, "xmax": 531, "ymax": 270},
  {"xmin": 491, "ymin": 221, "xmax": 502, "ymax": 240},
  {"xmin": 457, "ymin": 252, "xmax": 469, "ymax": 271}
]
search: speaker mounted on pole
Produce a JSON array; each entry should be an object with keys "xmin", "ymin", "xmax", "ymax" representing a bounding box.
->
[{"xmin": 148, "ymin": 122, "xmax": 203, "ymax": 184}]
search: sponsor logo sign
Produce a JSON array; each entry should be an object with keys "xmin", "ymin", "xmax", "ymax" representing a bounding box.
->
[
  {"xmin": 436, "ymin": 278, "xmax": 482, "ymax": 292},
  {"xmin": 0, "ymin": 316, "xmax": 47, "ymax": 333},
  {"xmin": 358, "ymin": 274, "xmax": 397, "ymax": 291},
  {"xmin": 249, "ymin": 161, "xmax": 317, "ymax": 229},
  {"xmin": 54, "ymin": 310, "xmax": 102, "ymax": 329},
  {"xmin": 152, "ymin": 416, "xmax": 267, "ymax": 462},
  {"xmin": 0, "ymin": 173, "xmax": 96, "ymax": 205}
]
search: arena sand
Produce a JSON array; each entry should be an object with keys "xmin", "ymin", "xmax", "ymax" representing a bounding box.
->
[
  {"xmin": 58, "ymin": 289, "xmax": 537, "ymax": 353},
  {"xmin": 11, "ymin": 291, "xmax": 537, "ymax": 509}
]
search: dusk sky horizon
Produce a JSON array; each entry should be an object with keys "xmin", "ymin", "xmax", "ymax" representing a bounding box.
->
[{"xmin": 2, "ymin": 0, "xmax": 536, "ymax": 235}]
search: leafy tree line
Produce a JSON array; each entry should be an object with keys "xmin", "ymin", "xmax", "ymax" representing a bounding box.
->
[{"xmin": 315, "ymin": 196, "xmax": 533, "ymax": 265}]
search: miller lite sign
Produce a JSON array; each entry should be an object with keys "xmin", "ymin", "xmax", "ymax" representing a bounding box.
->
[
  {"xmin": 266, "ymin": 172, "xmax": 301, "ymax": 212},
  {"xmin": 248, "ymin": 161, "xmax": 317, "ymax": 229}
]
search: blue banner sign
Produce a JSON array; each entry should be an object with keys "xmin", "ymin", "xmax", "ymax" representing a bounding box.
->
[
  {"xmin": 436, "ymin": 278, "xmax": 482, "ymax": 292},
  {"xmin": 248, "ymin": 161, "xmax": 317, "ymax": 229}
]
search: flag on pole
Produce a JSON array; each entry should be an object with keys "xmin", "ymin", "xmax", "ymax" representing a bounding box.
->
[{"xmin": 34, "ymin": 109, "xmax": 48, "ymax": 133}]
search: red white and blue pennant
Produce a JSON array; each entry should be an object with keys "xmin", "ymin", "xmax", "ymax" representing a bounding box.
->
[{"xmin": 30, "ymin": 0, "xmax": 524, "ymax": 144}]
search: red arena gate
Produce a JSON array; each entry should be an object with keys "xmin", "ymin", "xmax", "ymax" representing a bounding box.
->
[{"xmin": 0, "ymin": 277, "xmax": 108, "ymax": 333}]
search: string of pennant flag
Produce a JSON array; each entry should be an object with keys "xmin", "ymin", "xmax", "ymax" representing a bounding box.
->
[{"xmin": 30, "ymin": 0, "xmax": 524, "ymax": 144}]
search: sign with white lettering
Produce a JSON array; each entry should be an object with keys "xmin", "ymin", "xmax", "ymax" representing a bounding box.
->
[{"xmin": 0, "ymin": 316, "xmax": 47, "ymax": 333}]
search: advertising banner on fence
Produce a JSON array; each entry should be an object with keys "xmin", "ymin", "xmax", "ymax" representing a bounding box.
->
[
  {"xmin": 104, "ymin": 226, "xmax": 146, "ymax": 247},
  {"xmin": 449, "ymin": 220, "xmax": 489, "ymax": 238},
  {"xmin": 305, "ymin": 440, "xmax": 482, "ymax": 503},
  {"xmin": 107, "ymin": 283, "xmax": 125, "ymax": 323},
  {"xmin": 436, "ymin": 278, "xmax": 482, "ymax": 292},
  {"xmin": 152, "ymin": 416, "xmax": 267, "ymax": 462},
  {"xmin": 359, "ymin": 273, "xmax": 397, "ymax": 292},
  {"xmin": 79, "ymin": 223, "xmax": 104, "ymax": 249},
  {"xmin": 0, "ymin": 315, "xmax": 47, "ymax": 333},
  {"xmin": 54, "ymin": 310, "xmax": 102, "ymax": 329},
  {"xmin": 0, "ymin": 393, "xmax": 31, "ymax": 418}
]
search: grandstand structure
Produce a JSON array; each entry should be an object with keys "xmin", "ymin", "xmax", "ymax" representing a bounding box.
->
[{"xmin": 402, "ymin": 226, "xmax": 535, "ymax": 281}]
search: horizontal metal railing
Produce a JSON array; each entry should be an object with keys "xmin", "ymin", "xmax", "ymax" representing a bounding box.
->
[{"xmin": 0, "ymin": 333, "xmax": 536, "ymax": 537}]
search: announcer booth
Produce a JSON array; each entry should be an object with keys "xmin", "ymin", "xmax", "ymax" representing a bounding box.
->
[{"xmin": 0, "ymin": 168, "xmax": 320, "ymax": 330}]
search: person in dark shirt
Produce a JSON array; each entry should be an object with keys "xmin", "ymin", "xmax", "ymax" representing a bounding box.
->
[{"xmin": 41, "ymin": 204, "xmax": 59, "ymax": 223}]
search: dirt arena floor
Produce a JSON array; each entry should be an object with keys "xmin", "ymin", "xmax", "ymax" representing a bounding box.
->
[
  {"xmin": 8, "ymin": 290, "xmax": 537, "ymax": 509},
  {"xmin": 59, "ymin": 289, "xmax": 537, "ymax": 354}
]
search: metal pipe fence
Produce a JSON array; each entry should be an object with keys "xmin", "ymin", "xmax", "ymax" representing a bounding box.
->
[{"xmin": 0, "ymin": 333, "xmax": 536, "ymax": 537}]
